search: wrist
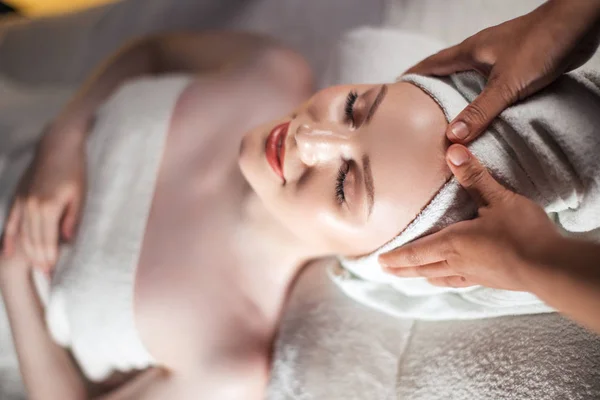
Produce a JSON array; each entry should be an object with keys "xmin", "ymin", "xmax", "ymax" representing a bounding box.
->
[
  {"xmin": 516, "ymin": 233, "xmax": 569, "ymax": 291},
  {"xmin": 0, "ymin": 256, "xmax": 32, "ymax": 288},
  {"xmin": 42, "ymin": 121, "xmax": 87, "ymax": 151},
  {"xmin": 551, "ymin": 0, "xmax": 600, "ymax": 25},
  {"xmin": 520, "ymin": 234, "xmax": 599, "ymax": 293},
  {"xmin": 48, "ymin": 98, "xmax": 97, "ymax": 147}
]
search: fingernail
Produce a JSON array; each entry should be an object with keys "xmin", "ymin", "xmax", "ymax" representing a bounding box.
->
[
  {"xmin": 382, "ymin": 266, "xmax": 394, "ymax": 274},
  {"xmin": 450, "ymin": 121, "xmax": 469, "ymax": 140},
  {"xmin": 448, "ymin": 146, "xmax": 470, "ymax": 166}
]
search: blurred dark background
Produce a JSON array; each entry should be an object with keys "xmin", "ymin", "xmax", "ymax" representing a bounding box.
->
[{"xmin": 0, "ymin": 2, "xmax": 18, "ymax": 15}]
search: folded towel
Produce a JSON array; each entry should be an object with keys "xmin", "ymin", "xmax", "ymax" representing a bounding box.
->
[
  {"xmin": 0, "ymin": 75, "xmax": 194, "ymax": 382},
  {"xmin": 41, "ymin": 75, "xmax": 194, "ymax": 381},
  {"xmin": 334, "ymin": 70, "xmax": 600, "ymax": 320}
]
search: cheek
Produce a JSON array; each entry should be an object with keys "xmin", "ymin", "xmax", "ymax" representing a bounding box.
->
[
  {"xmin": 368, "ymin": 201, "xmax": 408, "ymax": 244},
  {"xmin": 277, "ymin": 191, "xmax": 324, "ymax": 234},
  {"xmin": 270, "ymin": 188, "xmax": 347, "ymax": 252},
  {"xmin": 284, "ymin": 194, "xmax": 379, "ymax": 255}
]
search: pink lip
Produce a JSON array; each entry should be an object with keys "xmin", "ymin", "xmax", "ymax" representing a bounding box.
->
[{"xmin": 265, "ymin": 121, "xmax": 290, "ymax": 182}]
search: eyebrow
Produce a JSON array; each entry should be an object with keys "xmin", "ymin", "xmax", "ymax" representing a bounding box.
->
[
  {"xmin": 365, "ymin": 84, "xmax": 388, "ymax": 124},
  {"xmin": 362, "ymin": 155, "xmax": 375, "ymax": 217}
]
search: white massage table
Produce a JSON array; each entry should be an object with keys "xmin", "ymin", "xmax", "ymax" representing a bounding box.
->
[{"xmin": 1, "ymin": 1, "xmax": 599, "ymax": 399}]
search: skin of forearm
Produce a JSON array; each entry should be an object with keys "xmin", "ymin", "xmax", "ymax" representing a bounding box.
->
[
  {"xmin": 548, "ymin": 0, "xmax": 600, "ymax": 37},
  {"xmin": 50, "ymin": 37, "xmax": 158, "ymax": 143},
  {"xmin": 0, "ymin": 261, "xmax": 87, "ymax": 400},
  {"xmin": 523, "ymin": 237, "xmax": 600, "ymax": 334},
  {"xmin": 550, "ymin": 0, "xmax": 600, "ymax": 20}
]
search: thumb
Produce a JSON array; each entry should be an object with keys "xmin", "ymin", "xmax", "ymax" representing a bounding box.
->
[
  {"xmin": 447, "ymin": 75, "xmax": 518, "ymax": 143},
  {"xmin": 446, "ymin": 144, "xmax": 507, "ymax": 206}
]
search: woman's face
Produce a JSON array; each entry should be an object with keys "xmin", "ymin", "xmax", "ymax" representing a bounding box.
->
[{"xmin": 239, "ymin": 81, "xmax": 450, "ymax": 257}]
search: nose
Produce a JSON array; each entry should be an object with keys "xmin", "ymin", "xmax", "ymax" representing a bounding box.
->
[{"xmin": 294, "ymin": 122, "xmax": 357, "ymax": 166}]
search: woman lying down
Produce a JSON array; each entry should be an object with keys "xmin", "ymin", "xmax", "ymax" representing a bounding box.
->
[{"xmin": 1, "ymin": 31, "xmax": 600, "ymax": 399}]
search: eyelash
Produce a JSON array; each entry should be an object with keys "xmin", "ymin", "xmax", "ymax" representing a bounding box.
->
[
  {"xmin": 335, "ymin": 161, "xmax": 350, "ymax": 205},
  {"xmin": 344, "ymin": 91, "xmax": 358, "ymax": 127}
]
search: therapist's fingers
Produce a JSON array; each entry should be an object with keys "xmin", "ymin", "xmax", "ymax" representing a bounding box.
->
[
  {"xmin": 384, "ymin": 261, "xmax": 454, "ymax": 278},
  {"xmin": 446, "ymin": 74, "xmax": 519, "ymax": 143},
  {"xmin": 379, "ymin": 227, "xmax": 457, "ymax": 268},
  {"xmin": 446, "ymin": 144, "xmax": 508, "ymax": 207},
  {"xmin": 428, "ymin": 276, "xmax": 476, "ymax": 288},
  {"xmin": 404, "ymin": 44, "xmax": 472, "ymax": 76}
]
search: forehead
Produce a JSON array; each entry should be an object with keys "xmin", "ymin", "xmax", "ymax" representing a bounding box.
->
[
  {"xmin": 310, "ymin": 84, "xmax": 376, "ymax": 102},
  {"xmin": 354, "ymin": 82, "xmax": 450, "ymax": 249},
  {"xmin": 358, "ymin": 109, "xmax": 421, "ymax": 245}
]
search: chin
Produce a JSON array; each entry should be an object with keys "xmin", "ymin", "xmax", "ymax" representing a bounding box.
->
[
  {"xmin": 238, "ymin": 135, "xmax": 266, "ymax": 198},
  {"xmin": 237, "ymin": 141, "xmax": 253, "ymax": 185},
  {"xmin": 238, "ymin": 135, "xmax": 248, "ymax": 159},
  {"xmin": 237, "ymin": 129, "xmax": 258, "ymax": 171}
]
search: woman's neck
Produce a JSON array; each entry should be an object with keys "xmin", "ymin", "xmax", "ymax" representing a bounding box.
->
[{"xmin": 230, "ymin": 186, "xmax": 316, "ymax": 321}]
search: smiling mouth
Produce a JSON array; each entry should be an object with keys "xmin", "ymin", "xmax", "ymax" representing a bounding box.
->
[{"xmin": 265, "ymin": 121, "xmax": 290, "ymax": 183}]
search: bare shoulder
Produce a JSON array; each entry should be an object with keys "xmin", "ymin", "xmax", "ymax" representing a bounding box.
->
[
  {"xmin": 177, "ymin": 42, "xmax": 314, "ymax": 120},
  {"xmin": 150, "ymin": 30, "xmax": 314, "ymax": 98},
  {"xmin": 249, "ymin": 45, "xmax": 315, "ymax": 98}
]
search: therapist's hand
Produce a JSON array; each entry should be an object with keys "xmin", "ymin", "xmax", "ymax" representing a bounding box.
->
[
  {"xmin": 379, "ymin": 145, "xmax": 561, "ymax": 291},
  {"xmin": 405, "ymin": 0, "xmax": 600, "ymax": 144}
]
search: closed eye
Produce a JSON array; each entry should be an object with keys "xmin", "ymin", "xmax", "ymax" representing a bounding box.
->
[
  {"xmin": 335, "ymin": 159, "xmax": 350, "ymax": 205},
  {"xmin": 344, "ymin": 91, "xmax": 358, "ymax": 127},
  {"xmin": 343, "ymin": 85, "xmax": 387, "ymax": 129}
]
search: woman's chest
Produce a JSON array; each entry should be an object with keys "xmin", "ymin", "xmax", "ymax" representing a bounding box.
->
[
  {"xmin": 136, "ymin": 138, "xmax": 264, "ymax": 330},
  {"xmin": 134, "ymin": 183, "xmax": 275, "ymax": 375},
  {"xmin": 132, "ymin": 119, "xmax": 275, "ymax": 368}
]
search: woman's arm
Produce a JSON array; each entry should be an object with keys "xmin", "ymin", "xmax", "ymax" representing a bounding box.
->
[
  {"xmin": 0, "ymin": 253, "xmax": 229, "ymax": 400},
  {"xmin": 52, "ymin": 31, "xmax": 297, "ymax": 142},
  {"xmin": 0, "ymin": 254, "xmax": 87, "ymax": 400}
]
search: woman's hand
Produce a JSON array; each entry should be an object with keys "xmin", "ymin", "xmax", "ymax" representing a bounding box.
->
[
  {"xmin": 405, "ymin": 0, "xmax": 600, "ymax": 144},
  {"xmin": 2, "ymin": 128, "xmax": 86, "ymax": 273},
  {"xmin": 379, "ymin": 144, "xmax": 561, "ymax": 291}
]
